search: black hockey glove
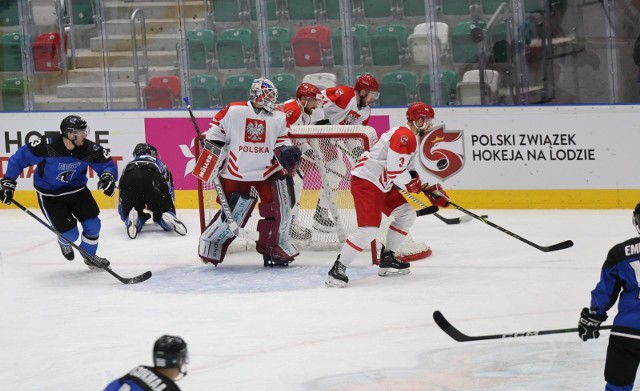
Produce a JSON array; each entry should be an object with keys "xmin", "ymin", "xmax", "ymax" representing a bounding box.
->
[
  {"xmin": 97, "ymin": 172, "xmax": 116, "ymax": 197},
  {"xmin": 578, "ymin": 307, "xmax": 607, "ymax": 341},
  {"xmin": 274, "ymin": 145, "xmax": 302, "ymax": 174},
  {"xmin": 0, "ymin": 178, "xmax": 17, "ymax": 205}
]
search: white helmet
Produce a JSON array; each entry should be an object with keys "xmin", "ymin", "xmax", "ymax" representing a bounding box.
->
[{"xmin": 249, "ymin": 78, "xmax": 278, "ymax": 112}]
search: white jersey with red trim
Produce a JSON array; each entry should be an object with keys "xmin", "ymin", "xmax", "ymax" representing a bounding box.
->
[
  {"xmin": 318, "ymin": 85, "xmax": 371, "ymax": 125},
  {"xmin": 280, "ymin": 99, "xmax": 314, "ymax": 127},
  {"xmin": 352, "ymin": 126, "xmax": 418, "ymax": 192},
  {"xmin": 205, "ymin": 101, "xmax": 292, "ymax": 181}
]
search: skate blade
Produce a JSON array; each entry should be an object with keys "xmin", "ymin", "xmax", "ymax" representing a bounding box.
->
[
  {"xmin": 378, "ymin": 268, "xmax": 411, "ymax": 277},
  {"xmin": 325, "ymin": 276, "xmax": 347, "ymax": 288},
  {"xmin": 127, "ymin": 224, "xmax": 137, "ymax": 239}
]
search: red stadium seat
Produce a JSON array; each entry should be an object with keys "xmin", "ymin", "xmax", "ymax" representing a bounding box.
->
[
  {"xmin": 291, "ymin": 25, "xmax": 330, "ymax": 68},
  {"xmin": 32, "ymin": 32, "xmax": 67, "ymax": 72},
  {"xmin": 143, "ymin": 76, "xmax": 181, "ymax": 109}
]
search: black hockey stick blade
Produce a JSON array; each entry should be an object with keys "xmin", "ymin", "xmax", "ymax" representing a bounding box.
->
[
  {"xmin": 433, "ymin": 213, "xmax": 489, "ymax": 225},
  {"xmin": 11, "ymin": 199, "xmax": 152, "ymax": 285},
  {"xmin": 416, "ymin": 205, "xmax": 439, "ymax": 216},
  {"xmin": 433, "ymin": 311, "xmax": 612, "ymax": 342}
]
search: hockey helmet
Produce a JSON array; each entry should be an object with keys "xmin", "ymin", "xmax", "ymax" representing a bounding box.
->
[
  {"xmin": 633, "ymin": 202, "xmax": 640, "ymax": 234},
  {"xmin": 295, "ymin": 82, "xmax": 321, "ymax": 101},
  {"xmin": 249, "ymin": 78, "xmax": 278, "ymax": 113},
  {"xmin": 153, "ymin": 335, "xmax": 189, "ymax": 370},
  {"xmin": 406, "ymin": 102, "xmax": 435, "ymax": 122},
  {"xmin": 133, "ymin": 143, "xmax": 158, "ymax": 158},
  {"xmin": 355, "ymin": 74, "xmax": 379, "ymax": 93},
  {"xmin": 60, "ymin": 115, "xmax": 89, "ymax": 135}
]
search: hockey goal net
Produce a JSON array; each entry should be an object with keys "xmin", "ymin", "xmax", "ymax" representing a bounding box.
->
[{"xmin": 196, "ymin": 125, "xmax": 431, "ymax": 263}]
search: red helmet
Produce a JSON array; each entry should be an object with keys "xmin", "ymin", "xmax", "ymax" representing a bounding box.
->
[
  {"xmin": 406, "ymin": 102, "xmax": 435, "ymax": 122},
  {"xmin": 295, "ymin": 82, "xmax": 321, "ymax": 100},
  {"xmin": 355, "ymin": 74, "xmax": 379, "ymax": 92}
]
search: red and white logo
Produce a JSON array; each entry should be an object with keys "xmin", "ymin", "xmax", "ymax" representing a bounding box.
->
[
  {"xmin": 339, "ymin": 110, "xmax": 360, "ymax": 125},
  {"xmin": 419, "ymin": 125, "xmax": 464, "ymax": 180},
  {"xmin": 245, "ymin": 119, "xmax": 266, "ymax": 143}
]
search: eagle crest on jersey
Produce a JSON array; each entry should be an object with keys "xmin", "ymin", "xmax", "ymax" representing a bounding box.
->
[
  {"xmin": 340, "ymin": 111, "xmax": 361, "ymax": 125},
  {"xmin": 245, "ymin": 119, "xmax": 266, "ymax": 143}
]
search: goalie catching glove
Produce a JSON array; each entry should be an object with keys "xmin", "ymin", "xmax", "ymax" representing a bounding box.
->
[
  {"xmin": 405, "ymin": 171, "xmax": 422, "ymax": 194},
  {"xmin": 423, "ymin": 183, "xmax": 449, "ymax": 207},
  {"xmin": 578, "ymin": 307, "xmax": 607, "ymax": 341},
  {"xmin": 274, "ymin": 145, "xmax": 302, "ymax": 175},
  {"xmin": 0, "ymin": 178, "xmax": 16, "ymax": 205},
  {"xmin": 97, "ymin": 172, "xmax": 116, "ymax": 197}
]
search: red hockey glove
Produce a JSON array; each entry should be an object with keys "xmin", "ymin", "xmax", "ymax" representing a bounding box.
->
[
  {"xmin": 423, "ymin": 183, "xmax": 449, "ymax": 207},
  {"xmin": 405, "ymin": 171, "xmax": 422, "ymax": 193}
]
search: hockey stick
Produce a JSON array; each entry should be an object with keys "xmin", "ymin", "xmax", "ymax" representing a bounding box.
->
[
  {"xmin": 11, "ymin": 199, "xmax": 152, "ymax": 284},
  {"xmin": 399, "ymin": 188, "xmax": 486, "ymax": 224},
  {"xmin": 422, "ymin": 188, "xmax": 573, "ymax": 252},
  {"xmin": 183, "ymin": 97, "xmax": 259, "ymax": 241},
  {"xmin": 433, "ymin": 310, "xmax": 612, "ymax": 342}
]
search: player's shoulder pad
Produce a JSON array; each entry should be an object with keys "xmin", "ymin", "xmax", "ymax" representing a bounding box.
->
[
  {"xmin": 25, "ymin": 135, "xmax": 51, "ymax": 156},
  {"xmin": 388, "ymin": 126, "xmax": 417, "ymax": 153},
  {"xmin": 604, "ymin": 236, "xmax": 640, "ymax": 269}
]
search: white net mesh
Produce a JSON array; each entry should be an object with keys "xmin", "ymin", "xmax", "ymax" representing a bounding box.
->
[{"xmin": 197, "ymin": 125, "xmax": 431, "ymax": 263}]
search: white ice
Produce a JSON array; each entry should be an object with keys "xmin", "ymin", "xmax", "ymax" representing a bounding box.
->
[{"xmin": 0, "ymin": 207, "xmax": 633, "ymax": 390}]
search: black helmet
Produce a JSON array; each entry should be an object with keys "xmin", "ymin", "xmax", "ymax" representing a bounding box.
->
[
  {"xmin": 133, "ymin": 143, "xmax": 158, "ymax": 158},
  {"xmin": 633, "ymin": 203, "xmax": 640, "ymax": 235},
  {"xmin": 60, "ymin": 115, "xmax": 88, "ymax": 135},
  {"xmin": 153, "ymin": 335, "xmax": 188, "ymax": 369}
]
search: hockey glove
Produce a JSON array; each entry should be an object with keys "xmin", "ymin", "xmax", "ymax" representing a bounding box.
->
[
  {"xmin": 0, "ymin": 178, "xmax": 17, "ymax": 205},
  {"xmin": 97, "ymin": 172, "xmax": 116, "ymax": 197},
  {"xmin": 578, "ymin": 307, "xmax": 607, "ymax": 341},
  {"xmin": 274, "ymin": 145, "xmax": 302, "ymax": 174},
  {"xmin": 405, "ymin": 171, "xmax": 422, "ymax": 194},
  {"xmin": 423, "ymin": 183, "xmax": 449, "ymax": 207}
]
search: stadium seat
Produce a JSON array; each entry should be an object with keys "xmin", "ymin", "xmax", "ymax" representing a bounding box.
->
[
  {"xmin": 1, "ymin": 77, "xmax": 25, "ymax": 111},
  {"xmin": 285, "ymin": 0, "xmax": 318, "ymax": 21},
  {"xmin": 69, "ymin": 0, "xmax": 96, "ymax": 26},
  {"xmin": 441, "ymin": 0, "xmax": 470, "ymax": 15},
  {"xmin": 265, "ymin": 26, "xmax": 291, "ymax": 69},
  {"xmin": 0, "ymin": 33, "xmax": 29, "ymax": 72},
  {"xmin": 323, "ymin": 0, "xmax": 342, "ymax": 20},
  {"xmin": 291, "ymin": 25, "xmax": 331, "ymax": 69},
  {"xmin": 302, "ymin": 72, "xmax": 336, "ymax": 90},
  {"xmin": 417, "ymin": 72, "xmax": 456, "ymax": 106},
  {"xmin": 408, "ymin": 22, "xmax": 449, "ymax": 65},
  {"xmin": 212, "ymin": 0, "xmax": 247, "ymax": 25},
  {"xmin": 143, "ymin": 76, "xmax": 181, "ymax": 109},
  {"xmin": 215, "ymin": 28, "xmax": 253, "ymax": 71},
  {"xmin": 331, "ymin": 24, "xmax": 368, "ymax": 66},
  {"xmin": 271, "ymin": 73, "xmax": 297, "ymax": 102},
  {"xmin": 451, "ymin": 20, "xmax": 486, "ymax": 63},
  {"xmin": 369, "ymin": 23, "xmax": 408, "ymax": 67},
  {"xmin": 401, "ymin": 0, "xmax": 425, "ymax": 18},
  {"xmin": 190, "ymin": 74, "xmax": 220, "ymax": 108},
  {"xmin": 456, "ymin": 69, "xmax": 500, "ymax": 105},
  {"xmin": 362, "ymin": 0, "xmax": 394, "ymax": 20},
  {"xmin": 379, "ymin": 71, "xmax": 417, "ymax": 106},
  {"xmin": 220, "ymin": 73, "xmax": 255, "ymax": 106},
  {"xmin": 249, "ymin": 0, "xmax": 279, "ymax": 22},
  {"xmin": 29, "ymin": 0, "xmax": 60, "ymax": 26},
  {"xmin": 32, "ymin": 32, "xmax": 67, "ymax": 72},
  {"xmin": 0, "ymin": 1, "xmax": 20, "ymax": 28},
  {"xmin": 491, "ymin": 20, "xmax": 531, "ymax": 63},
  {"xmin": 186, "ymin": 29, "xmax": 215, "ymax": 70}
]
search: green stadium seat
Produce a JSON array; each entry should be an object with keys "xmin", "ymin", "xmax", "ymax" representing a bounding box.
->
[
  {"xmin": 2, "ymin": 77, "xmax": 25, "ymax": 111},
  {"xmin": 190, "ymin": 74, "xmax": 220, "ymax": 108},
  {"xmin": 0, "ymin": 33, "xmax": 29, "ymax": 72},
  {"xmin": 362, "ymin": 0, "xmax": 393, "ymax": 19},
  {"xmin": 369, "ymin": 23, "xmax": 408, "ymax": 66},
  {"xmin": 379, "ymin": 70, "xmax": 417, "ymax": 106},
  {"xmin": 0, "ymin": 1, "xmax": 20, "ymax": 28},
  {"xmin": 451, "ymin": 20, "xmax": 486, "ymax": 63},
  {"xmin": 249, "ymin": 0, "xmax": 279, "ymax": 21},
  {"xmin": 186, "ymin": 29, "xmax": 215, "ymax": 70},
  {"xmin": 323, "ymin": 0, "xmax": 340, "ymax": 20},
  {"xmin": 285, "ymin": 0, "xmax": 318, "ymax": 21},
  {"xmin": 211, "ymin": 0, "xmax": 247, "ymax": 24},
  {"xmin": 271, "ymin": 73, "xmax": 297, "ymax": 101},
  {"xmin": 265, "ymin": 26, "xmax": 291, "ymax": 69},
  {"xmin": 221, "ymin": 73, "xmax": 255, "ymax": 106},
  {"xmin": 216, "ymin": 28, "xmax": 253, "ymax": 71},
  {"xmin": 401, "ymin": 0, "xmax": 425, "ymax": 17},
  {"xmin": 331, "ymin": 24, "xmax": 368, "ymax": 66},
  {"xmin": 70, "ymin": 0, "xmax": 95, "ymax": 26},
  {"xmin": 418, "ymin": 72, "xmax": 456, "ymax": 106},
  {"xmin": 442, "ymin": 0, "xmax": 470, "ymax": 15}
]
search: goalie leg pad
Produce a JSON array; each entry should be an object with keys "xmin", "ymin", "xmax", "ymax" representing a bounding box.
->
[
  {"xmin": 256, "ymin": 177, "xmax": 299, "ymax": 262},
  {"xmin": 198, "ymin": 193, "xmax": 257, "ymax": 265}
]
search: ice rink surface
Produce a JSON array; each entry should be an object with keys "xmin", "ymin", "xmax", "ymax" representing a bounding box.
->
[{"xmin": 0, "ymin": 206, "xmax": 634, "ymax": 390}]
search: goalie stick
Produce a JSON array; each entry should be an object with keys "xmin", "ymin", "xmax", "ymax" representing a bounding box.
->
[
  {"xmin": 11, "ymin": 199, "xmax": 151, "ymax": 284},
  {"xmin": 433, "ymin": 310, "xmax": 613, "ymax": 342},
  {"xmin": 398, "ymin": 188, "xmax": 487, "ymax": 224},
  {"xmin": 183, "ymin": 97, "xmax": 259, "ymax": 241},
  {"xmin": 422, "ymin": 188, "xmax": 573, "ymax": 252}
]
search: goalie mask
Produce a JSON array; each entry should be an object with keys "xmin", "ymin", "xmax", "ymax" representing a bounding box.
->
[
  {"xmin": 153, "ymin": 335, "xmax": 189, "ymax": 378},
  {"xmin": 633, "ymin": 202, "xmax": 640, "ymax": 235},
  {"xmin": 133, "ymin": 143, "xmax": 158, "ymax": 158},
  {"xmin": 249, "ymin": 78, "xmax": 278, "ymax": 113}
]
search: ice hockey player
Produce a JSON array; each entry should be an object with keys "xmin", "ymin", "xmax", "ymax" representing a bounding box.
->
[
  {"xmin": 0, "ymin": 115, "xmax": 116, "ymax": 271},
  {"xmin": 281, "ymin": 82, "xmax": 323, "ymax": 241},
  {"xmin": 118, "ymin": 143, "xmax": 187, "ymax": 239},
  {"xmin": 578, "ymin": 202, "xmax": 640, "ymax": 391},
  {"xmin": 104, "ymin": 335, "xmax": 188, "ymax": 391},
  {"xmin": 312, "ymin": 74, "xmax": 380, "ymax": 232},
  {"xmin": 326, "ymin": 102, "xmax": 450, "ymax": 288},
  {"xmin": 198, "ymin": 78, "xmax": 303, "ymax": 267}
]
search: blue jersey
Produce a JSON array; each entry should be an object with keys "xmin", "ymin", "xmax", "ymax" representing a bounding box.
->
[
  {"xmin": 5, "ymin": 135, "xmax": 118, "ymax": 196},
  {"xmin": 104, "ymin": 366, "xmax": 181, "ymax": 391},
  {"xmin": 590, "ymin": 236, "xmax": 640, "ymax": 338}
]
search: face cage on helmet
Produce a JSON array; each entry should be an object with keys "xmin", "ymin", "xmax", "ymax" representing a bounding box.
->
[{"xmin": 66, "ymin": 125, "xmax": 90, "ymax": 137}]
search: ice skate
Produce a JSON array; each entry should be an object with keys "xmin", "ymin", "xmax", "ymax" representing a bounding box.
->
[
  {"xmin": 83, "ymin": 255, "xmax": 111, "ymax": 272},
  {"xmin": 378, "ymin": 246, "xmax": 410, "ymax": 276},
  {"xmin": 290, "ymin": 223, "xmax": 312, "ymax": 240},
  {"xmin": 161, "ymin": 212, "xmax": 188, "ymax": 236},
  {"xmin": 58, "ymin": 239, "xmax": 74, "ymax": 261},
  {"xmin": 312, "ymin": 205, "xmax": 335, "ymax": 233},
  {"xmin": 326, "ymin": 256, "xmax": 348, "ymax": 288},
  {"xmin": 263, "ymin": 254, "xmax": 290, "ymax": 267},
  {"xmin": 126, "ymin": 209, "xmax": 139, "ymax": 239}
]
